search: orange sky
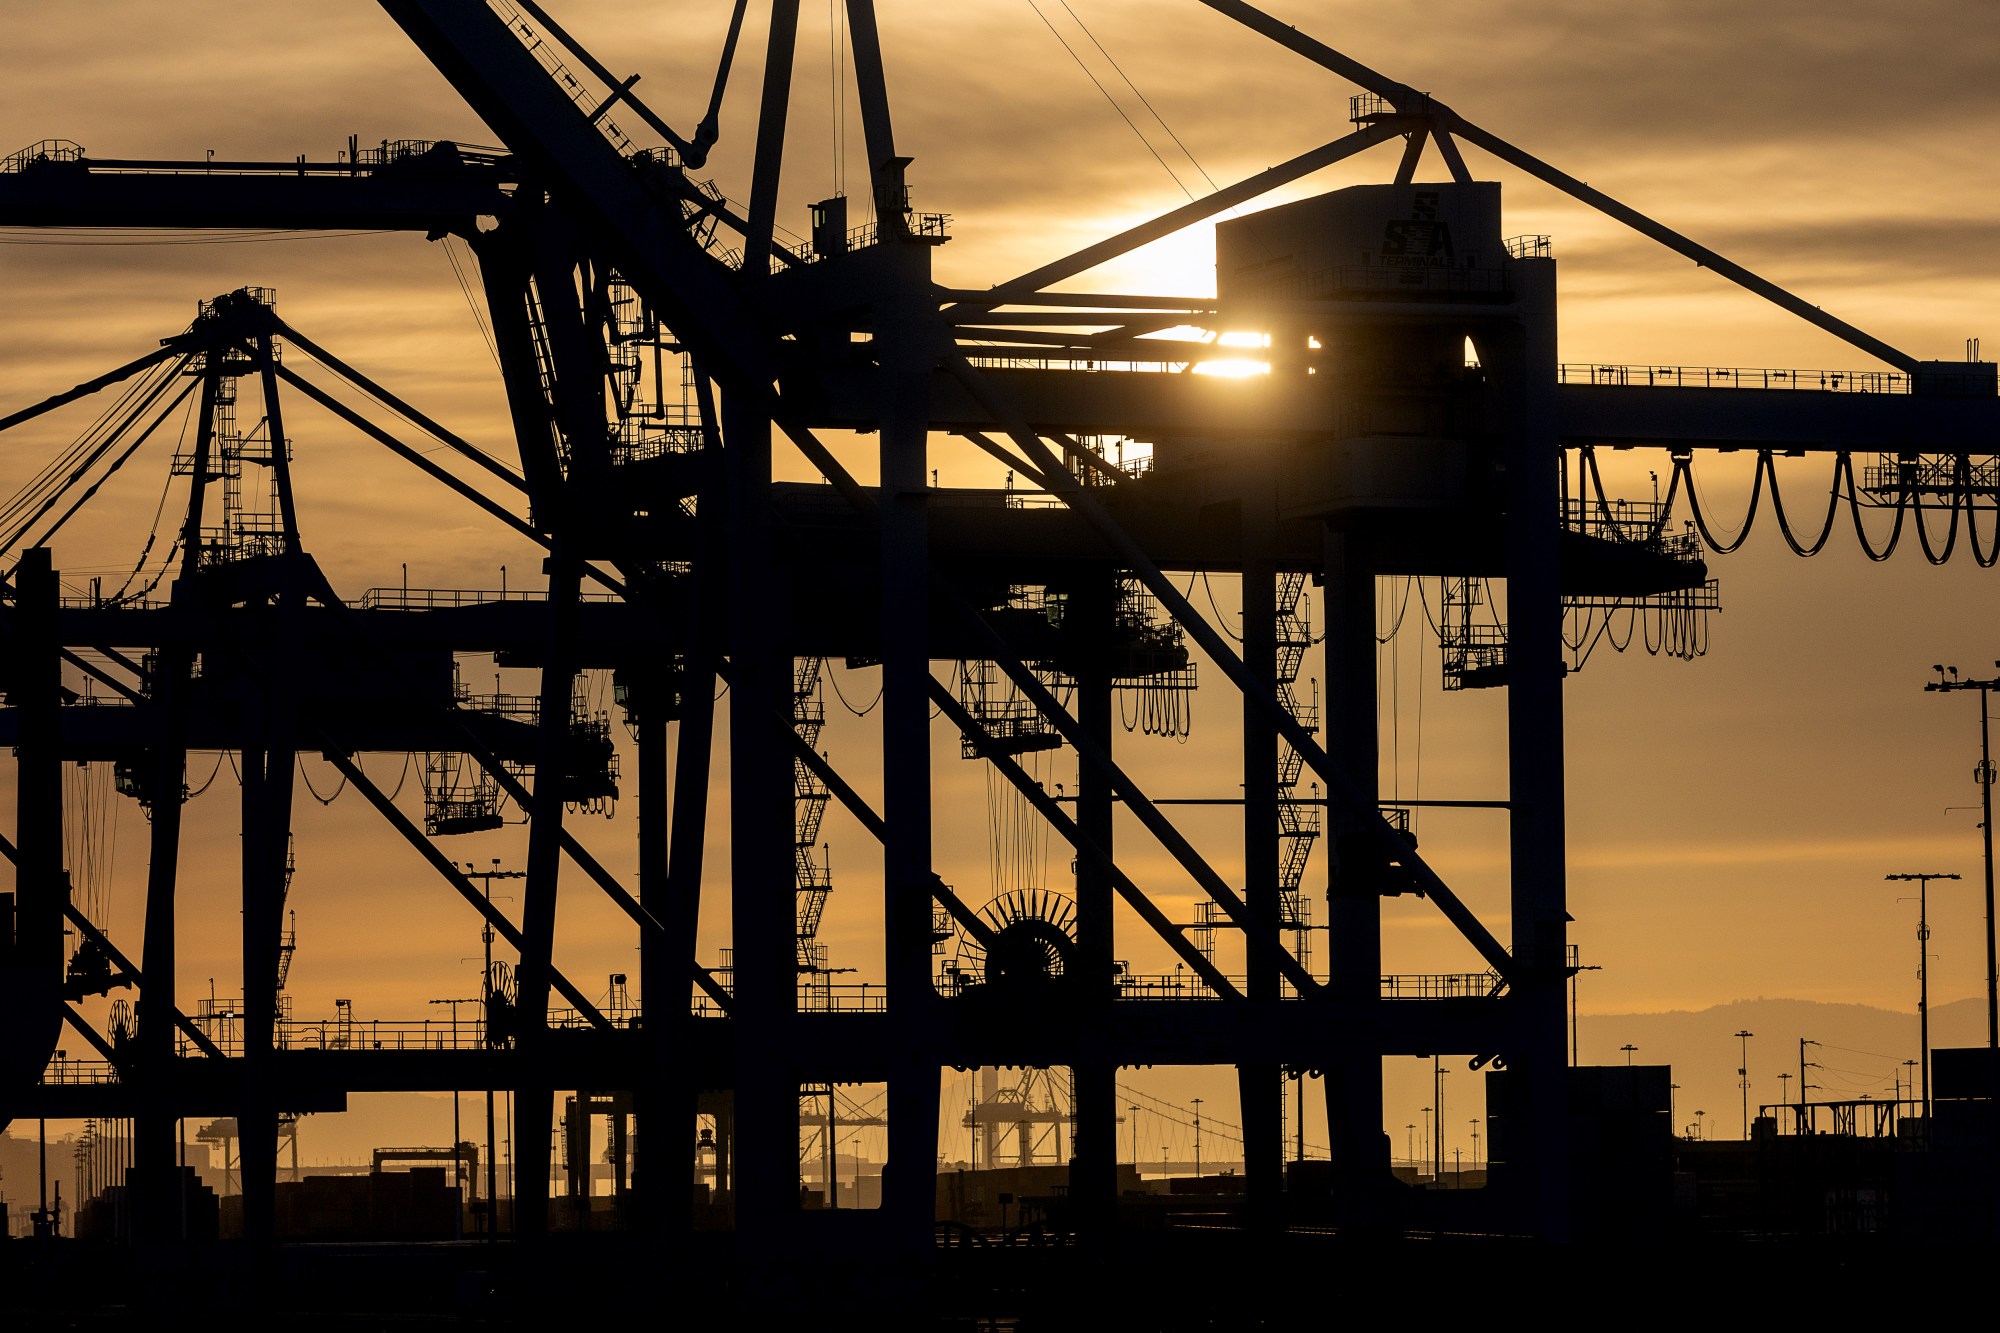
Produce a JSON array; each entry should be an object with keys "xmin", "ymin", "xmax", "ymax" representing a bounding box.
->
[{"xmin": 5, "ymin": 0, "xmax": 2000, "ymax": 1065}]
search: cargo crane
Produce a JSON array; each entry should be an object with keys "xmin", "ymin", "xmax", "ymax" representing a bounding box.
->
[{"xmin": 0, "ymin": 0, "xmax": 1994, "ymax": 1283}]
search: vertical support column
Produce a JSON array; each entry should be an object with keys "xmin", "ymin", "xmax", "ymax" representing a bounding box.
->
[
  {"xmin": 653, "ymin": 378, "xmax": 723, "ymax": 1233},
  {"xmin": 10, "ymin": 546, "xmax": 64, "ymax": 1110},
  {"xmin": 136, "ymin": 356, "xmax": 220, "ymax": 1240},
  {"xmin": 472, "ymin": 220, "xmax": 566, "ymax": 515},
  {"xmin": 1239, "ymin": 504, "xmax": 1283, "ymax": 1229},
  {"xmin": 239, "ymin": 337, "xmax": 302, "ymax": 1253},
  {"xmin": 877, "ymin": 254, "xmax": 939, "ymax": 1254},
  {"xmin": 1323, "ymin": 522, "xmax": 1387, "ymax": 1219},
  {"xmin": 728, "ymin": 0, "xmax": 803, "ymax": 1251},
  {"xmin": 1070, "ymin": 570, "xmax": 1118, "ymax": 1239},
  {"xmin": 239, "ymin": 736, "xmax": 274, "ymax": 1248},
  {"xmin": 507, "ymin": 209, "xmax": 607, "ymax": 1242},
  {"xmin": 1495, "ymin": 260, "xmax": 1571, "ymax": 1241},
  {"xmin": 843, "ymin": 1, "xmax": 896, "ymax": 171},
  {"xmin": 513, "ymin": 548, "xmax": 580, "ymax": 1239},
  {"xmin": 722, "ymin": 387, "xmax": 796, "ymax": 1241},
  {"xmin": 237, "ymin": 729, "xmax": 292, "ymax": 1253},
  {"xmin": 634, "ymin": 691, "xmax": 671, "ymax": 1228}
]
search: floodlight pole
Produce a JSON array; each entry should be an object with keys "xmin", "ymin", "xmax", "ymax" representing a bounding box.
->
[
  {"xmin": 1888, "ymin": 871, "xmax": 1961, "ymax": 1121},
  {"xmin": 1926, "ymin": 666, "xmax": 2000, "ymax": 1049},
  {"xmin": 1734, "ymin": 1029, "xmax": 1754, "ymax": 1141}
]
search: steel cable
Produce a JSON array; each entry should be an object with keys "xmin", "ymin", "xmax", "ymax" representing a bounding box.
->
[
  {"xmin": 1764, "ymin": 450, "xmax": 1842, "ymax": 557},
  {"xmin": 1840, "ymin": 451, "xmax": 1908, "ymax": 561},
  {"xmin": 1677, "ymin": 450, "xmax": 1763, "ymax": 553},
  {"xmin": 1908, "ymin": 464, "xmax": 1963, "ymax": 566}
]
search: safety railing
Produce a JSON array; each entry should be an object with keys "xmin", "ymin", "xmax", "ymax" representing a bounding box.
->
[
  {"xmin": 1560, "ymin": 363, "xmax": 1911, "ymax": 393},
  {"xmin": 40, "ymin": 1057, "xmax": 119, "ymax": 1085},
  {"xmin": 1378, "ymin": 972, "xmax": 1507, "ymax": 999},
  {"xmin": 2, "ymin": 139, "xmax": 83, "ymax": 173},
  {"xmin": 354, "ymin": 586, "xmax": 622, "ymax": 610}
]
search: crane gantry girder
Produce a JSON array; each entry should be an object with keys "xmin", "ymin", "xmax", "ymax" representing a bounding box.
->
[
  {"xmin": 9, "ymin": 988, "xmax": 1514, "ymax": 1126},
  {"xmin": 4, "ymin": 157, "xmax": 1989, "ymax": 458},
  {"xmin": 0, "ymin": 147, "xmax": 515, "ymax": 233}
]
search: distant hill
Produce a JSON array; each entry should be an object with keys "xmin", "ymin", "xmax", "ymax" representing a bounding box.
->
[{"xmin": 1576, "ymin": 996, "xmax": 1986, "ymax": 1138}]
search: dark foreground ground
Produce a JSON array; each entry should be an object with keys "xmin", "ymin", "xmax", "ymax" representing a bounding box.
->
[{"xmin": 0, "ymin": 1229, "xmax": 1967, "ymax": 1329}]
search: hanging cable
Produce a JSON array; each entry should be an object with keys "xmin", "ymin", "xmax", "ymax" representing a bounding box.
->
[
  {"xmin": 0, "ymin": 352, "xmax": 187, "ymax": 556},
  {"xmin": 1376, "ymin": 574, "xmax": 1414, "ymax": 643},
  {"xmin": 1908, "ymin": 466, "xmax": 1962, "ymax": 565},
  {"xmin": 441, "ymin": 236, "xmax": 503, "ymax": 373},
  {"xmin": 24, "ymin": 374, "xmax": 204, "ymax": 554},
  {"xmin": 1677, "ymin": 449, "xmax": 1763, "ymax": 553},
  {"xmin": 825, "ymin": 662, "xmax": 882, "ymax": 716},
  {"xmin": 298, "ymin": 755, "xmax": 349, "ymax": 806},
  {"xmin": 1969, "ymin": 459, "xmax": 2000, "ymax": 568},
  {"xmin": 1763, "ymin": 450, "xmax": 1842, "ymax": 557},
  {"xmin": 1058, "ymin": 0, "xmax": 1218, "ymax": 192},
  {"xmin": 1198, "ymin": 570, "xmax": 1242, "ymax": 642},
  {"xmin": 185, "ymin": 751, "xmax": 229, "ymax": 800},
  {"xmin": 1023, "ymin": 0, "xmax": 1197, "ymax": 200},
  {"xmin": 1840, "ymin": 452, "xmax": 1908, "ymax": 561}
]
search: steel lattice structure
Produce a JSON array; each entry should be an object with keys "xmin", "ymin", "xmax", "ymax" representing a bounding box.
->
[{"xmin": 1, "ymin": 0, "xmax": 1996, "ymax": 1279}]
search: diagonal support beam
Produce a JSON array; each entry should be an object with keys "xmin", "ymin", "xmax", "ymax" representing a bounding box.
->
[
  {"xmin": 1393, "ymin": 127, "xmax": 1430, "ymax": 185},
  {"xmin": 965, "ymin": 119, "xmax": 1410, "ymax": 305},
  {"xmin": 274, "ymin": 366, "xmax": 542, "ymax": 543},
  {"xmin": 943, "ymin": 354, "xmax": 1515, "ymax": 977},
  {"xmin": 0, "ymin": 339, "xmax": 195, "ymax": 436},
  {"xmin": 937, "ymin": 596, "xmax": 1315, "ymax": 994},
  {"xmin": 780, "ymin": 717, "xmax": 1000, "ymax": 954},
  {"xmin": 1199, "ymin": 0, "xmax": 1422, "ymax": 107},
  {"xmin": 61, "ymin": 1003, "xmax": 122, "ymax": 1066},
  {"xmin": 464, "ymin": 747, "xmax": 736, "ymax": 1014},
  {"xmin": 1430, "ymin": 126, "xmax": 1473, "ymax": 186},
  {"xmin": 1200, "ymin": 0, "xmax": 1915, "ymax": 371},
  {"xmin": 929, "ymin": 683, "xmax": 1239, "ymax": 997},
  {"xmin": 17, "ymin": 374, "xmax": 203, "ymax": 556},
  {"xmin": 61, "ymin": 648, "xmax": 143, "ymax": 703},
  {"xmin": 286, "ymin": 560, "xmax": 732, "ymax": 1014},
  {"xmin": 0, "ymin": 832, "xmax": 224, "ymax": 1059},
  {"xmin": 1438, "ymin": 112, "xmax": 1916, "ymax": 371},
  {"xmin": 60, "ymin": 903, "xmax": 224, "ymax": 1060},
  {"xmin": 321, "ymin": 747, "xmax": 615, "ymax": 1027},
  {"xmin": 272, "ymin": 316, "xmax": 527, "ymax": 490},
  {"xmin": 776, "ymin": 420, "xmax": 1314, "ymax": 990}
]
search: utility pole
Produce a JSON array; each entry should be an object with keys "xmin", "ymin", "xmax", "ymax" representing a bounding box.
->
[
  {"xmin": 1776, "ymin": 1072, "xmax": 1792, "ymax": 1131},
  {"xmin": 1734, "ymin": 1029, "xmax": 1755, "ymax": 1140},
  {"xmin": 1620, "ymin": 1043, "xmax": 1637, "ymax": 1067},
  {"xmin": 1797, "ymin": 1038, "xmax": 1820, "ymax": 1136},
  {"xmin": 1926, "ymin": 664, "xmax": 1999, "ymax": 1049},
  {"xmin": 1432, "ymin": 1058, "xmax": 1448, "ymax": 1181},
  {"xmin": 1568, "ymin": 949, "xmax": 1601, "ymax": 1066},
  {"xmin": 1888, "ymin": 871, "xmax": 1960, "ymax": 1122},
  {"xmin": 1191, "ymin": 1098, "xmax": 1204, "ymax": 1178}
]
